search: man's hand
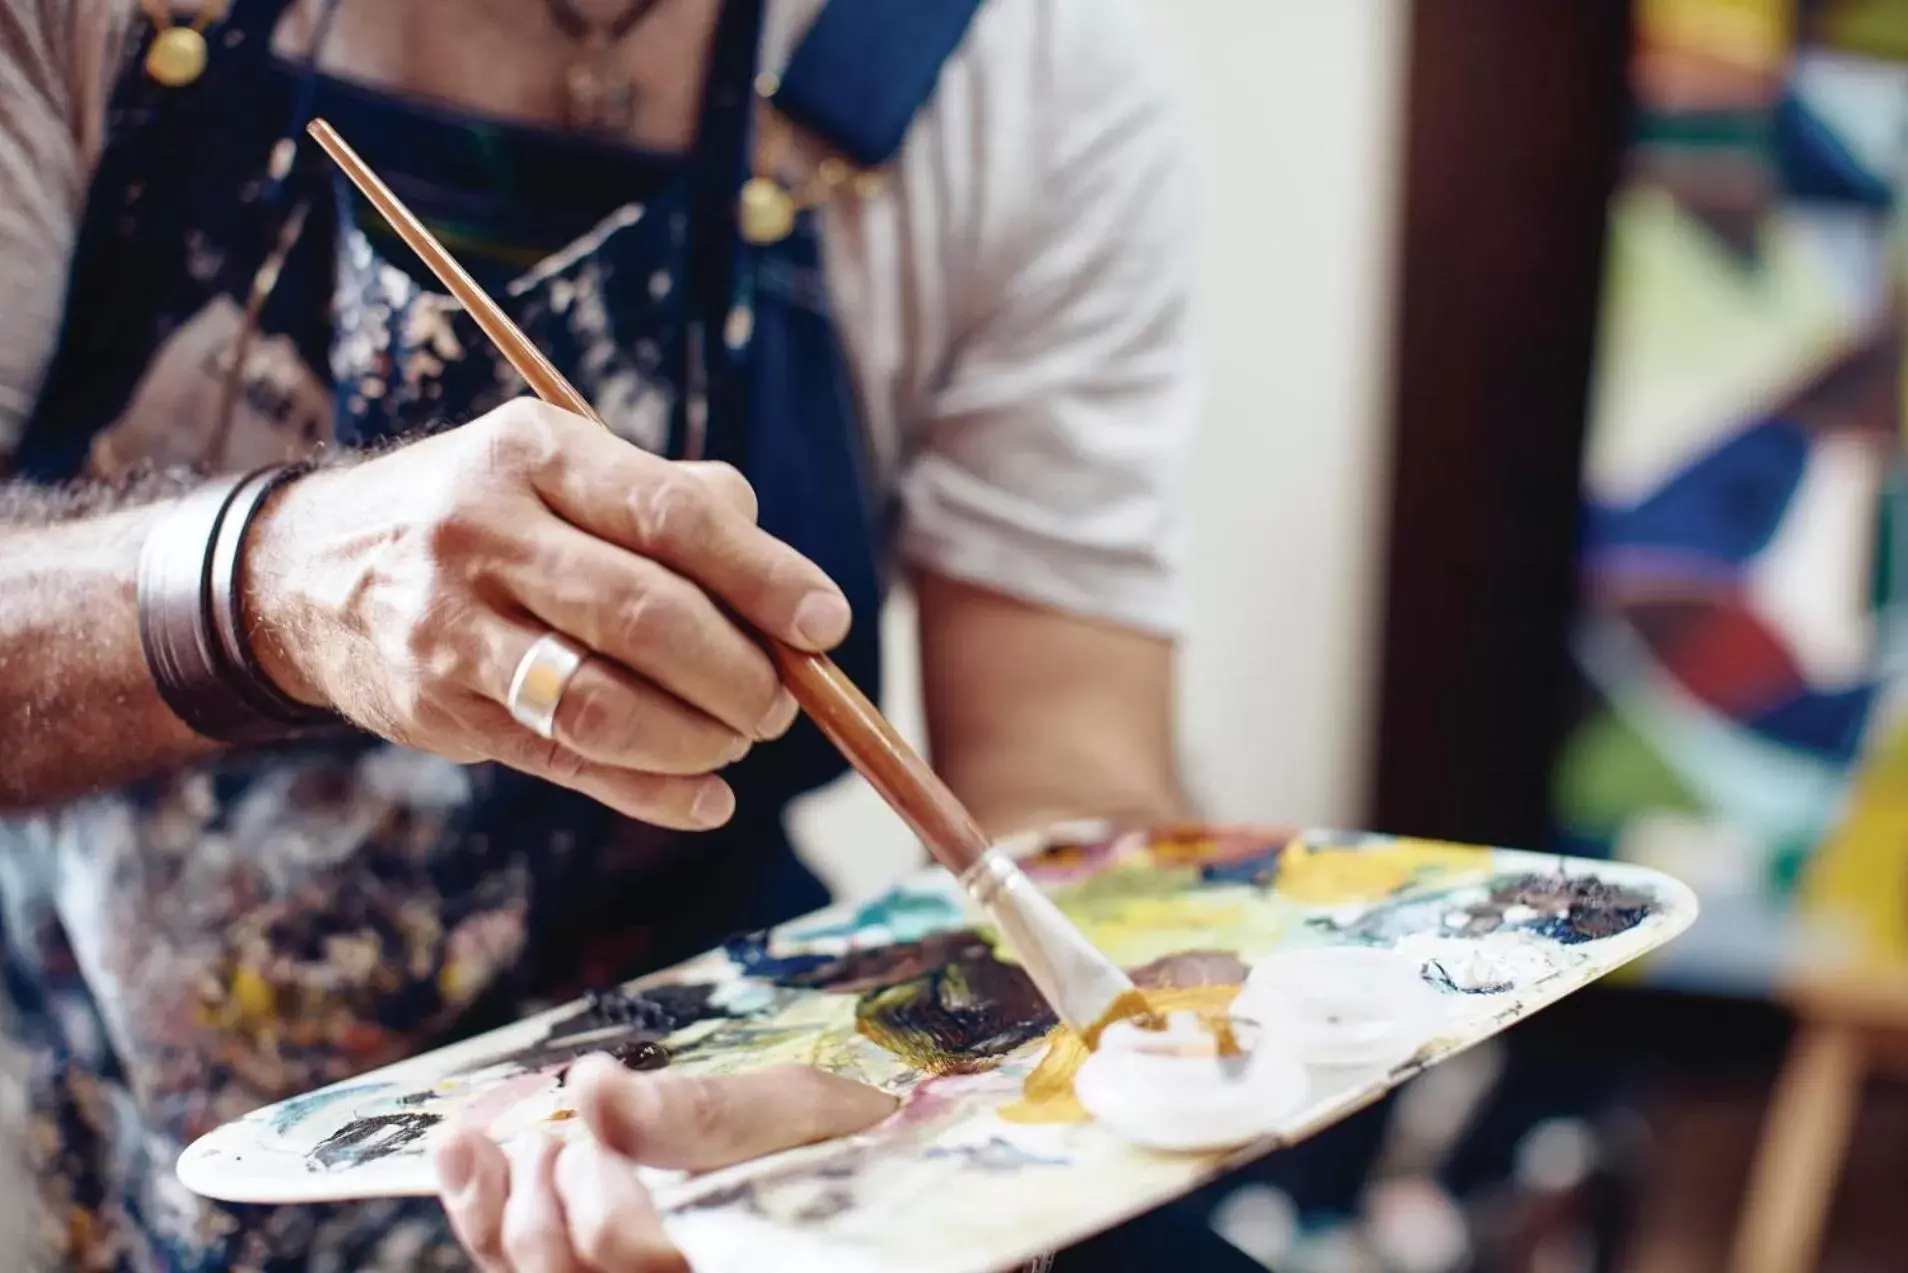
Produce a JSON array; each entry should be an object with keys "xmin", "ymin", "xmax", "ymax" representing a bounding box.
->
[
  {"xmin": 437, "ymin": 1055, "xmax": 897, "ymax": 1272},
  {"xmin": 244, "ymin": 400, "xmax": 852, "ymax": 828}
]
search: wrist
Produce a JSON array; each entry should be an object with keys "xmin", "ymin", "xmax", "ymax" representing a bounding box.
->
[{"xmin": 238, "ymin": 469, "xmax": 329, "ymax": 709}]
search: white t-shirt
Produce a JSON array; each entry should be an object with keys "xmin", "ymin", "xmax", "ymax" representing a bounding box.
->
[{"xmin": 0, "ymin": 0, "xmax": 1195, "ymax": 635}]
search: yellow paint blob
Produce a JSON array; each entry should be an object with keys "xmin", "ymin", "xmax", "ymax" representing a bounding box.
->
[
  {"xmin": 997, "ymin": 984, "xmax": 1242, "ymax": 1126},
  {"xmin": 1272, "ymin": 837, "xmax": 1483, "ymax": 905}
]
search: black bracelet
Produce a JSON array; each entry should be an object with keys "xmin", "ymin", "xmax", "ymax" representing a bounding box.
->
[
  {"xmin": 207, "ymin": 462, "xmax": 339, "ymax": 733},
  {"xmin": 137, "ymin": 463, "xmax": 336, "ymax": 743}
]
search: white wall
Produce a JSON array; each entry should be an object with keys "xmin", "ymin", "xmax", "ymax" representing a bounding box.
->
[{"xmin": 792, "ymin": 0, "xmax": 1411, "ymax": 902}]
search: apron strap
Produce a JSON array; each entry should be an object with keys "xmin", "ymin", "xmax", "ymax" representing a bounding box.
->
[{"xmin": 771, "ymin": 0, "xmax": 986, "ymax": 168}]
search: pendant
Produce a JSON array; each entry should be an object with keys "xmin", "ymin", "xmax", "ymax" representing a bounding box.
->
[
  {"xmin": 738, "ymin": 176, "xmax": 797, "ymax": 246},
  {"xmin": 565, "ymin": 56, "xmax": 635, "ymax": 135},
  {"xmin": 146, "ymin": 25, "xmax": 209, "ymax": 88}
]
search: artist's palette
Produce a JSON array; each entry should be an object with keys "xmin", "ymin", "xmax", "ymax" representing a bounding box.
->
[{"xmin": 177, "ymin": 825, "xmax": 1694, "ymax": 1273}]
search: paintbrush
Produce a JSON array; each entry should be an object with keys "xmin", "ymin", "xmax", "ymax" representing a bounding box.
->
[{"xmin": 307, "ymin": 118, "xmax": 1138, "ymax": 1038}]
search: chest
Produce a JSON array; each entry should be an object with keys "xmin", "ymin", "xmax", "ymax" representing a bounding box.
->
[{"xmin": 267, "ymin": 0, "xmax": 721, "ymax": 150}]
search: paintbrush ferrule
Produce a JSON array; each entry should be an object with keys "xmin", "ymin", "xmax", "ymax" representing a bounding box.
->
[{"xmin": 960, "ymin": 848, "xmax": 1136, "ymax": 1036}]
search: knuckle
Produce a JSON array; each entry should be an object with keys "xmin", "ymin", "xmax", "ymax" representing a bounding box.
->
[
  {"xmin": 474, "ymin": 399, "xmax": 564, "ymax": 478},
  {"xmin": 701, "ymin": 461, "xmax": 758, "ymax": 521},
  {"xmin": 628, "ymin": 470, "xmax": 711, "ymax": 553}
]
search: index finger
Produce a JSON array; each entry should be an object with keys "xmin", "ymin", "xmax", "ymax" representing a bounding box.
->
[
  {"xmin": 535, "ymin": 434, "xmax": 852, "ymax": 653},
  {"xmin": 566, "ymin": 1055, "xmax": 899, "ymax": 1172}
]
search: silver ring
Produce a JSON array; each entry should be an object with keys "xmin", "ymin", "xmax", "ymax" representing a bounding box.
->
[{"xmin": 506, "ymin": 633, "xmax": 587, "ymax": 740}]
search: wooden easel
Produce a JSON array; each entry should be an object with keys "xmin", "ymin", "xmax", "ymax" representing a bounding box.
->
[{"xmin": 1730, "ymin": 971, "xmax": 1908, "ymax": 1273}]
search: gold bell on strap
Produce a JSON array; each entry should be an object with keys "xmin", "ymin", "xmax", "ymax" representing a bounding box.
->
[
  {"xmin": 146, "ymin": 25, "xmax": 210, "ymax": 88},
  {"xmin": 738, "ymin": 176, "xmax": 797, "ymax": 246}
]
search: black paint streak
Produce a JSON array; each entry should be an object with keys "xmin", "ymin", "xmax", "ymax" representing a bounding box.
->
[
  {"xmin": 552, "ymin": 983, "xmax": 732, "ymax": 1038},
  {"xmin": 308, "ymin": 1112, "xmax": 440, "ymax": 1171}
]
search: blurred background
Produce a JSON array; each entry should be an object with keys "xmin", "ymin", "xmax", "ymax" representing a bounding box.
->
[
  {"xmin": 792, "ymin": 0, "xmax": 1908, "ymax": 1270},
  {"xmin": 10, "ymin": 0, "xmax": 1908, "ymax": 1270}
]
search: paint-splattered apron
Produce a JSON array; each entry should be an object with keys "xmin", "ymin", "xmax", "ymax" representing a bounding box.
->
[{"xmin": 0, "ymin": 0, "xmax": 930, "ymax": 1265}]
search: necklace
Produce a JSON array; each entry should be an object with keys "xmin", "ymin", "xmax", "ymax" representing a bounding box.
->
[
  {"xmin": 139, "ymin": 0, "xmax": 231, "ymax": 88},
  {"xmin": 737, "ymin": 72, "xmax": 885, "ymax": 246},
  {"xmin": 541, "ymin": 0, "xmax": 669, "ymax": 135}
]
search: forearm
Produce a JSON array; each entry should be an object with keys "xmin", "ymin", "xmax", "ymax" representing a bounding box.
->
[
  {"xmin": 915, "ymin": 572, "xmax": 1191, "ymax": 840},
  {"xmin": 0, "ymin": 497, "xmax": 219, "ymax": 810},
  {"xmin": 936, "ymin": 736, "xmax": 1191, "ymax": 840}
]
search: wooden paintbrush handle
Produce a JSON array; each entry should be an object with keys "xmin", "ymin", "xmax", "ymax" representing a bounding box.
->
[{"xmin": 770, "ymin": 643, "xmax": 993, "ymax": 874}]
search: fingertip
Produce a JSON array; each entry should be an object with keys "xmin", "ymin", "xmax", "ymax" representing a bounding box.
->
[
  {"xmin": 790, "ymin": 590, "xmax": 852, "ymax": 650},
  {"xmin": 689, "ymin": 777, "xmax": 735, "ymax": 828},
  {"xmin": 438, "ymin": 1129, "xmax": 510, "ymax": 1262},
  {"xmin": 570, "ymin": 1054, "xmax": 653, "ymax": 1158}
]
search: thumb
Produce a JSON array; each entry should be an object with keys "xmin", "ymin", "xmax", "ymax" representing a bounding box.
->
[{"xmin": 567, "ymin": 1055, "xmax": 898, "ymax": 1172}]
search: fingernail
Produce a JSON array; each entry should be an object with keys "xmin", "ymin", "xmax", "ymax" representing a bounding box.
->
[
  {"xmin": 437, "ymin": 1138, "xmax": 473, "ymax": 1195},
  {"xmin": 793, "ymin": 592, "xmax": 851, "ymax": 647},
  {"xmin": 755, "ymin": 691, "xmax": 799, "ymax": 741},
  {"xmin": 724, "ymin": 734, "xmax": 752, "ymax": 764},
  {"xmin": 691, "ymin": 779, "xmax": 735, "ymax": 827}
]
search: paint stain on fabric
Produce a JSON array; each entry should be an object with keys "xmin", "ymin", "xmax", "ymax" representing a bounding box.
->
[{"xmin": 1272, "ymin": 837, "xmax": 1483, "ymax": 905}]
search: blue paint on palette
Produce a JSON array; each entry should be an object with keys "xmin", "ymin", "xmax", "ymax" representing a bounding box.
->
[
  {"xmin": 785, "ymin": 885, "xmax": 966, "ymax": 945},
  {"xmin": 267, "ymin": 1083, "xmax": 390, "ymax": 1136},
  {"xmin": 722, "ymin": 930, "xmax": 836, "ymax": 982},
  {"xmin": 1200, "ymin": 848, "xmax": 1281, "ymax": 888}
]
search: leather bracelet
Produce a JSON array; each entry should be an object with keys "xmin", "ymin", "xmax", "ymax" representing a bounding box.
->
[
  {"xmin": 207, "ymin": 462, "xmax": 338, "ymax": 733},
  {"xmin": 137, "ymin": 464, "xmax": 335, "ymax": 742}
]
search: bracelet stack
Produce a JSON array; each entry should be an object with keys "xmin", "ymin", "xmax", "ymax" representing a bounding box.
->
[{"xmin": 137, "ymin": 463, "xmax": 339, "ymax": 743}]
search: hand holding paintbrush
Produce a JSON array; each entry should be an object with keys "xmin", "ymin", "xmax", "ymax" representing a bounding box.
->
[{"xmin": 305, "ymin": 119, "xmax": 1138, "ymax": 1038}]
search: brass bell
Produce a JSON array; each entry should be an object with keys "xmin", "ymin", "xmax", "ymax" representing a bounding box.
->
[
  {"xmin": 738, "ymin": 176, "xmax": 796, "ymax": 246},
  {"xmin": 146, "ymin": 25, "xmax": 209, "ymax": 87}
]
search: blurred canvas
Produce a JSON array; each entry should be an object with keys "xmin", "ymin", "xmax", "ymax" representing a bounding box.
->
[{"xmin": 1555, "ymin": 0, "xmax": 1908, "ymax": 988}]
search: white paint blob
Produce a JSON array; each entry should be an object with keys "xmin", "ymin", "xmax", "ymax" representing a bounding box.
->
[
  {"xmin": 1399, "ymin": 930, "xmax": 1561, "ymax": 996},
  {"xmin": 1236, "ymin": 946, "xmax": 1446, "ymax": 1070},
  {"xmin": 1073, "ymin": 1011, "xmax": 1308, "ymax": 1153}
]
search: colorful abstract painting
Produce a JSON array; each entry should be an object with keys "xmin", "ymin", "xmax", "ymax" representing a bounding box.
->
[
  {"xmin": 177, "ymin": 825, "xmax": 1694, "ymax": 1273},
  {"xmin": 1555, "ymin": 0, "xmax": 1908, "ymax": 990}
]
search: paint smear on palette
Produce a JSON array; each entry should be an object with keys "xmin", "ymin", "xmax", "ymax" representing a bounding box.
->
[
  {"xmin": 1036, "ymin": 869, "xmax": 1290, "ymax": 970},
  {"xmin": 1271, "ymin": 837, "xmax": 1485, "ymax": 905},
  {"xmin": 1322, "ymin": 872, "xmax": 1659, "ymax": 952},
  {"xmin": 267, "ymin": 1083, "xmax": 390, "ymax": 1136},
  {"xmin": 1402, "ymin": 930, "xmax": 1564, "ymax": 995},
  {"xmin": 999, "ymin": 951, "xmax": 1250, "ymax": 1126},
  {"xmin": 309, "ymin": 1112, "xmax": 440, "ymax": 1171},
  {"xmin": 785, "ymin": 885, "xmax": 967, "ymax": 945}
]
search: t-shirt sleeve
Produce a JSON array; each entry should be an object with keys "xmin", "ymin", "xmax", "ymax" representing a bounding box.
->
[
  {"xmin": 896, "ymin": 0, "xmax": 1197, "ymax": 637},
  {"xmin": 0, "ymin": 0, "xmax": 101, "ymax": 463}
]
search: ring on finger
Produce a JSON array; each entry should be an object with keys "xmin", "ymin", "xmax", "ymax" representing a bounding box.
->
[{"xmin": 506, "ymin": 633, "xmax": 588, "ymax": 740}]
